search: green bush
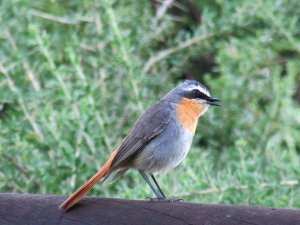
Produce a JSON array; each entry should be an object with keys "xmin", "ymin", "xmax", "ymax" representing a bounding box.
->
[{"xmin": 1, "ymin": 0, "xmax": 300, "ymax": 208}]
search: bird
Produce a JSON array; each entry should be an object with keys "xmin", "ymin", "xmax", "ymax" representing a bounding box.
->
[{"xmin": 59, "ymin": 80, "xmax": 220, "ymax": 211}]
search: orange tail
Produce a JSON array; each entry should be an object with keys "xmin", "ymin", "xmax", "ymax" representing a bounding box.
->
[{"xmin": 59, "ymin": 150, "xmax": 117, "ymax": 212}]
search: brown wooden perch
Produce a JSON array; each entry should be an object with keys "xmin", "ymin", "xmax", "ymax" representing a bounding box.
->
[{"xmin": 1, "ymin": 193, "xmax": 300, "ymax": 225}]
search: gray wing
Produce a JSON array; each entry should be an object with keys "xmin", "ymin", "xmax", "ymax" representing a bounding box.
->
[{"xmin": 110, "ymin": 100, "xmax": 173, "ymax": 170}]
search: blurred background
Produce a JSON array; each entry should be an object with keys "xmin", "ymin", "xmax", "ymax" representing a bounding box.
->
[{"xmin": 1, "ymin": 0, "xmax": 300, "ymax": 208}]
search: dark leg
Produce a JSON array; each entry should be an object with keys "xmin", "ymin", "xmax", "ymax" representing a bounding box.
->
[
  {"xmin": 150, "ymin": 174, "xmax": 167, "ymax": 199},
  {"xmin": 150, "ymin": 173, "xmax": 183, "ymax": 202},
  {"xmin": 139, "ymin": 170, "xmax": 163, "ymax": 199}
]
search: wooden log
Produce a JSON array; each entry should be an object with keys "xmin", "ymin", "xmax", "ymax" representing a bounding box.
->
[{"xmin": 1, "ymin": 193, "xmax": 300, "ymax": 225}]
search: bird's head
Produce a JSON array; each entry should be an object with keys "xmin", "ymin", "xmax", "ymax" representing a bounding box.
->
[
  {"xmin": 179, "ymin": 79, "xmax": 220, "ymax": 104},
  {"xmin": 176, "ymin": 80, "xmax": 221, "ymax": 117},
  {"xmin": 166, "ymin": 80, "xmax": 221, "ymax": 109},
  {"xmin": 162, "ymin": 80, "xmax": 220, "ymax": 133}
]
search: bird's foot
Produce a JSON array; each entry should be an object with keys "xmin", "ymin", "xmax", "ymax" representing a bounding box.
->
[
  {"xmin": 146, "ymin": 197, "xmax": 161, "ymax": 201},
  {"xmin": 164, "ymin": 198, "xmax": 183, "ymax": 202},
  {"xmin": 146, "ymin": 197, "xmax": 183, "ymax": 202}
]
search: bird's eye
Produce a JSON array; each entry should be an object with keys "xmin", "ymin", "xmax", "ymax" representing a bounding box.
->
[
  {"xmin": 192, "ymin": 89, "xmax": 200, "ymax": 94},
  {"xmin": 184, "ymin": 88, "xmax": 209, "ymax": 100},
  {"xmin": 191, "ymin": 89, "xmax": 209, "ymax": 99}
]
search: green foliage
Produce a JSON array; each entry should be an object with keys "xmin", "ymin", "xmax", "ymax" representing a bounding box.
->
[{"xmin": 1, "ymin": 0, "xmax": 300, "ymax": 208}]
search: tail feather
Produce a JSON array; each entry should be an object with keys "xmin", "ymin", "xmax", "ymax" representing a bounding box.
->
[{"xmin": 59, "ymin": 150, "xmax": 117, "ymax": 212}]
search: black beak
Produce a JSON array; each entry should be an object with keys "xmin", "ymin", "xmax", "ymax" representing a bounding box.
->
[{"xmin": 206, "ymin": 97, "xmax": 221, "ymax": 106}]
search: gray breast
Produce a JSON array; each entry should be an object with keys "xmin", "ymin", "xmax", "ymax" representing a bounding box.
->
[{"xmin": 132, "ymin": 118, "xmax": 194, "ymax": 174}]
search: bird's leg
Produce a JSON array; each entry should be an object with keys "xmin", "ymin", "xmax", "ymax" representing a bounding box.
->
[
  {"xmin": 139, "ymin": 170, "xmax": 164, "ymax": 200},
  {"xmin": 150, "ymin": 173, "xmax": 183, "ymax": 202},
  {"xmin": 150, "ymin": 174, "xmax": 167, "ymax": 199}
]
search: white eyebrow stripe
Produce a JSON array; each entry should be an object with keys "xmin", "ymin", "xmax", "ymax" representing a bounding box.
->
[{"xmin": 184, "ymin": 84, "xmax": 210, "ymax": 96}]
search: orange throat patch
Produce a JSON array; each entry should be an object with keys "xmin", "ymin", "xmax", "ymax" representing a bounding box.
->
[{"xmin": 176, "ymin": 98, "xmax": 208, "ymax": 134}]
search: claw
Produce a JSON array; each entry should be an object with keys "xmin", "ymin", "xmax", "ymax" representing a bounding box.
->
[
  {"xmin": 146, "ymin": 197, "xmax": 165, "ymax": 201},
  {"xmin": 163, "ymin": 198, "xmax": 183, "ymax": 202},
  {"xmin": 146, "ymin": 197, "xmax": 183, "ymax": 202}
]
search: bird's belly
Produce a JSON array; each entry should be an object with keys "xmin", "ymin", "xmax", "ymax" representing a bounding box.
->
[{"xmin": 133, "ymin": 124, "xmax": 194, "ymax": 174}]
